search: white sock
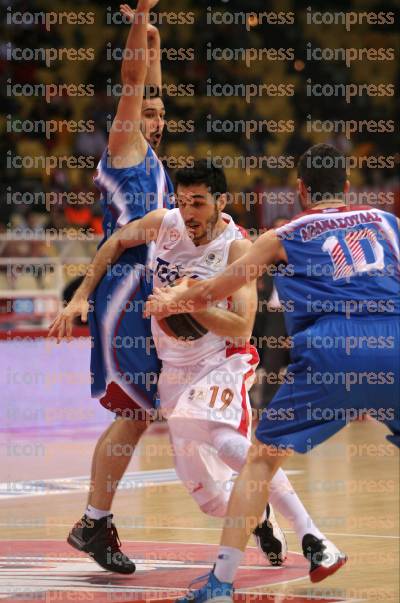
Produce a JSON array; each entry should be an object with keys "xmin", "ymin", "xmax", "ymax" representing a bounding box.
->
[
  {"xmin": 269, "ymin": 469, "xmax": 324, "ymax": 541},
  {"xmin": 85, "ymin": 505, "xmax": 110, "ymax": 520},
  {"xmin": 214, "ymin": 546, "xmax": 244, "ymax": 583}
]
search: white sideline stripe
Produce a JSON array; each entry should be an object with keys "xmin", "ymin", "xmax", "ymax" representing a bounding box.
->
[
  {"xmin": 0, "ymin": 528, "xmax": 398, "ymax": 541},
  {"xmin": 0, "ymin": 468, "xmax": 302, "ymax": 500}
]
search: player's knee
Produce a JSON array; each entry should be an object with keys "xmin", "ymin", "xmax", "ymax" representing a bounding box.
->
[
  {"xmin": 217, "ymin": 442, "xmax": 247, "ymax": 473},
  {"xmin": 200, "ymin": 494, "xmax": 228, "ymax": 518}
]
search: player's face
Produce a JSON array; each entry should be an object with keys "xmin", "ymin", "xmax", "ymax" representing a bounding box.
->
[
  {"xmin": 141, "ymin": 98, "xmax": 165, "ymax": 150},
  {"xmin": 176, "ymin": 184, "xmax": 221, "ymax": 246}
]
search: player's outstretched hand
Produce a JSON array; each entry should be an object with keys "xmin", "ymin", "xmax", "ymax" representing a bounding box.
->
[
  {"xmin": 139, "ymin": 0, "xmax": 160, "ymax": 9},
  {"xmin": 120, "ymin": 4, "xmax": 159, "ymax": 42},
  {"xmin": 144, "ymin": 287, "xmax": 179, "ymax": 319},
  {"xmin": 48, "ymin": 297, "xmax": 89, "ymax": 343},
  {"xmin": 144, "ymin": 278, "xmax": 190, "ymax": 319},
  {"xmin": 120, "ymin": 4, "xmax": 136, "ymax": 22},
  {"xmin": 120, "ymin": 0, "xmax": 159, "ymax": 21}
]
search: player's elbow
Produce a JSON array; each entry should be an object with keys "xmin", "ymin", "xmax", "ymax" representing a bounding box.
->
[
  {"xmin": 236, "ymin": 323, "xmax": 253, "ymax": 341},
  {"xmin": 224, "ymin": 317, "xmax": 252, "ymax": 341},
  {"xmin": 116, "ymin": 235, "xmax": 131, "ymax": 253},
  {"xmin": 226, "ymin": 328, "xmax": 252, "ymax": 347}
]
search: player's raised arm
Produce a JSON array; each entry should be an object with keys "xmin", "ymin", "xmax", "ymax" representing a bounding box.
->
[
  {"xmin": 108, "ymin": 1, "xmax": 160, "ymax": 167},
  {"xmin": 145, "ymin": 229, "xmax": 287, "ymax": 318},
  {"xmin": 144, "ymin": 14, "xmax": 162, "ymax": 89},
  {"xmin": 48, "ymin": 209, "xmax": 167, "ymax": 342}
]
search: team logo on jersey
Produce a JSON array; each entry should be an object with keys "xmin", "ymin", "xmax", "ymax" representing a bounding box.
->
[
  {"xmin": 188, "ymin": 388, "xmax": 207, "ymax": 402},
  {"xmin": 205, "ymin": 252, "xmax": 222, "ymax": 266},
  {"xmin": 170, "ymin": 229, "xmax": 179, "ymax": 242},
  {"xmin": 163, "ymin": 229, "xmax": 180, "ymax": 250},
  {"xmin": 155, "ymin": 257, "xmax": 183, "ymax": 284}
]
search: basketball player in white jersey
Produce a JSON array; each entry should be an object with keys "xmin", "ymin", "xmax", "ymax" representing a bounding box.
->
[{"xmin": 54, "ymin": 161, "xmax": 341, "ymax": 567}]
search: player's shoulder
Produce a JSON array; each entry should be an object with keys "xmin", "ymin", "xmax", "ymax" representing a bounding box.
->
[
  {"xmin": 155, "ymin": 207, "xmax": 182, "ymax": 236},
  {"xmin": 99, "ymin": 143, "xmax": 156, "ymax": 172},
  {"xmin": 129, "ymin": 208, "xmax": 169, "ymax": 236},
  {"xmin": 228, "ymin": 236, "xmax": 253, "ymax": 263},
  {"xmin": 161, "ymin": 207, "xmax": 181, "ymax": 224}
]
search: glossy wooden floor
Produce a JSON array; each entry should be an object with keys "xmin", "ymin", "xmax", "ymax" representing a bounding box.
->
[{"xmin": 1, "ymin": 419, "xmax": 398, "ymax": 602}]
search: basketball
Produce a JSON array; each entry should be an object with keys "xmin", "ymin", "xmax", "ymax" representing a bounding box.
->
[
  {"xmin": 156, "ymin": 278, "xmax": 209, "ymax": 341},
  {"xmin": 157, "ymin": 312, "xmax": 208, "ymax": 341}
]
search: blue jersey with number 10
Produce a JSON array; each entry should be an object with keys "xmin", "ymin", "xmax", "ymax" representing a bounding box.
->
[{"xmin": 274, "ymin": 206, "xmax": 400, "ymax": 337}]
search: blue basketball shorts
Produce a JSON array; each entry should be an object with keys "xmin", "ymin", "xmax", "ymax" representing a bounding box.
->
[
  {"xmin": 256, "ymin": 316, "xmax": 400, "ymax": 453},
  {"xmin": 89, "ymin": 261, "xmax": 160, "ymax": 416}
]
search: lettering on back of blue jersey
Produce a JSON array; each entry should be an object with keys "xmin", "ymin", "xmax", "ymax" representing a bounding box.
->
[{"xmin": 300, "ymin": 211, "xmax": 382, "ymax": 242}]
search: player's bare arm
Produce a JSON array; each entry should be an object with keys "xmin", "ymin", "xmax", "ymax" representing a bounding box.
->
[
  {"xmin": 108, "ymin": 0, "xmax": 160, "ymax": 167},
  {"xmin": 48, "ymin": 209, "xmax": 167, "ymax": 341},
  {"xmin": 192, "ymin": 239, "xmax": 258, "ymax": 342},
  {"xmin": 121, "ymin": 3, "xmax": 162, "ymax": 89},
  {"xmin": 145, "ymin": 229, "xmax": 287, "ymax": 318}
]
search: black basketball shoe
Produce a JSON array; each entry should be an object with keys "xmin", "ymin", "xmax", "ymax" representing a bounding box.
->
[
  {"xmin": 302, "ymin": 533, "xmax": 347, "ymax": 583},
  {"xmin": 67, "ymin": 514, "xmax": 136, "ymax": 574},
  {"xmin": 253, "ymin": 504, "xmax": 288, "ymax": 566}
]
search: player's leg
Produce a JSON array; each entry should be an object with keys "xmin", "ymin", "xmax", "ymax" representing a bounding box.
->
[
  {"xmin": 68, "ymin": 397, "xmax": 149, "ymax": 575},
  {"xmin": 171, "ymin": 434, "xmax": 234, "ymax": 518},
  {"xmin": 87, "ymin": 420, "xmax": 117, "ymax": 510},
  {"xmin": 67, "ymin": 384, "xmax": 150, "ymax": 574},
  {"xmin": 70, "ymin": 267, "xmax": 159, "ymax": 573},
  {"xmin": 207, "ymin": 426, "xmax": 286, "ymax": 565},
  {"xmin": 214, "ymin": 434, "xmax": 346, "ymax": 584},
  {"xmin": 171, "ymin": 429, "xmax": 288, "ymax": 567},
  {"xmin": 218, "ymin": 439, "xmax": 285, "ymax": 554},
  {"xmin": 175, "ymin": 441, "xmax": 284, "ymax": 603},
  {"xmin": 88, "ymin": 415, "xmax": 148, "ymax": 510},
  {"xmin": 176, "ymin": 343, "xmax": 350, "ymax": 602},
  {"xmin": 165, "ymin": 351, "xmax": 287, "ymax": 566},
  {"xmin": 210, "ymin": 426, "xmax": 326, "ymax": 563},
  {"xmin": 89, "ymin": 382, "xmax": 153, "ymax": 511},
  {"xmin": 176, "ymin": 439, "xmax": 345, "ymax": 603}
]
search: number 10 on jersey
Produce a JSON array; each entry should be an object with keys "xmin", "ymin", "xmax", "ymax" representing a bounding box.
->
[{"xmin": 322, "ymin": 228, "xmax": 384, "ymax": 280}]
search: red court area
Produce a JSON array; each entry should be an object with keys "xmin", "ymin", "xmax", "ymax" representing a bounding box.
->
[{"xmin": 0, "ymin": 540, "xmax": 346, "ymax": 603}]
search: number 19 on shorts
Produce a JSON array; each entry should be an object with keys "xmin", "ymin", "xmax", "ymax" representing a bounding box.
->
[{"xmin": 209, "ymin": 386, "xmax": 234, "ymax": 410}]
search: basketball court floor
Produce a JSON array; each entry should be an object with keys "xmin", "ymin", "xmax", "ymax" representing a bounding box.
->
[{"xmin": 1, "ymin": 413, "xmax": 398, "ymax": 603}]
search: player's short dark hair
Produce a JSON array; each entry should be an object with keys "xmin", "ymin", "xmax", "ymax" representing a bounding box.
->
[
  {"xmin": 297, "ymin": 143, "xmax": 348, "ymax": 202},
  {"xmin": 174, "ymin": 159, "xmax": 227, "ymax": 199}
]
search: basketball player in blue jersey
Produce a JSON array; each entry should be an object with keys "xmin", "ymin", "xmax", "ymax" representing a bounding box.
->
[
  {"xmin": 147, "ymin": 143, "xmax": 400, "ymax": 600},
  {"xmin": 49, "ymin": 0, "xmax": 173, "ymax": 574}
]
